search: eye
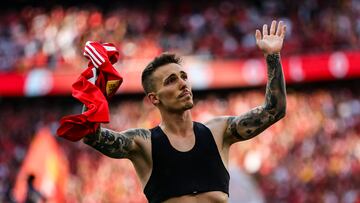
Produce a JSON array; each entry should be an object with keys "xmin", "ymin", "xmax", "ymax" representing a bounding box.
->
[
  {"xmin": 181, "ymin": 74, "xmax": 188, "ymax": 80},
  {"xmin": 165, "ymin": 76, "xmax": 177, "ymax": 85}
]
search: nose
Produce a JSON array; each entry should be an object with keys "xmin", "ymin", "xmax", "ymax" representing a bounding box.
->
[{"xmin": 178, "ymin": 77, "xmax": 187, "ymax": 89}]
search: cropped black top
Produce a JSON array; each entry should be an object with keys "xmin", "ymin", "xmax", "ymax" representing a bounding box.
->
[{"xmin": 144, "ymin": 122, "xmax": 230, "ymax": 203}]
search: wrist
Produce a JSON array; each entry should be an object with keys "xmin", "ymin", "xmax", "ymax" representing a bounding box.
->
[{"xmin": 264, "ymin": 52, "xmax": 280, "ymax": 58}]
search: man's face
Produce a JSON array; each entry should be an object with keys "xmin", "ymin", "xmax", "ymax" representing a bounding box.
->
[{"xmin": 149, "ymin": 63, "xmax": 193, "ymax": 112}]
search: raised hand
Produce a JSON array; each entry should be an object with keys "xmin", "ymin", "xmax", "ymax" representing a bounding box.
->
[{"xmin": 255, "ymin": 20, "xmax": 286, "ymax": 55}]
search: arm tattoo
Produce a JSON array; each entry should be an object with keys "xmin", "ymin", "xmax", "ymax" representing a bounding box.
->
[
  {"xmin": 264, "ymin": 54, "xmax": 286, "ymax": 114},
  {"xmin": 226, "ymin": 54, "xmax": 286, "ymax": 141},
  {"xmin": 83, "ymin": 127, "xmax": 151, "ymax": 158}
]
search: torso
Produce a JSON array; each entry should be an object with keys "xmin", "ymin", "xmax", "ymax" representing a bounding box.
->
[
  {"xmin": 131, "ymin": 121, "xmax": 230, "ymax": 203},
  {"xmin": 163, "ymin": 191, "xmax": 228, "ymax": 203}
]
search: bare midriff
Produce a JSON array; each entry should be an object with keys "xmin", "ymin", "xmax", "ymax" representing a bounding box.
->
[{"xmin": 163, "ymin": 191, "xmax": 228, "ymax": 203}]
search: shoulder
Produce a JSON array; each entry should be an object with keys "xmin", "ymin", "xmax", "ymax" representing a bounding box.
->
[
  {"xmin": 122, "ymin": 128, "xmax": 153, "ymax": 163},
  {"xmin": 202, "ymin": 116, "xmax": 231, "ymax": 148},
  {"xmin": 122, "ymin": 128, "xmax": 152, "ymax": 148},
  {"xmin": 203, "ymin": 116, "xmax": 230, "ymax": 135},
  {"xmin": 122, "ymin": 128, "xmax": 152, "ymax": 139}
]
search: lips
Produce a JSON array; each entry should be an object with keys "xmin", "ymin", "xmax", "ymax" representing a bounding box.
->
[{"xmin": 178, "ymin": 90, "xmax": 192, "ymax": 98}]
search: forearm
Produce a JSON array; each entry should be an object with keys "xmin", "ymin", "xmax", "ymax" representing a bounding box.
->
[
  {"xmin": 81, "ymin": 103, "xmax": 132, "ymax": 158},
  {"xmin": 224, "ymin": 54, "xmax": 286, "ymax": 141},
  {"xmin": 83, "ymin": 127, "xmax": 132, "ymax": 158},
  {"xmin": 83, "ymin": 127, "xmax": 150, "ymax": 159},
  {"xmin": 263, "ymin": 53, "xmax": 286, "ymax": 118},
  {"xmin": 224, "ymin": 20, "xmax": 287, "ymax": 142}
]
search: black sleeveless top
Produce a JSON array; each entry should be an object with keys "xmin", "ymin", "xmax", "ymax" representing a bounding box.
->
[{"xmin": 144, "ymin": 122, "xmax": 230, "ymax": 203}]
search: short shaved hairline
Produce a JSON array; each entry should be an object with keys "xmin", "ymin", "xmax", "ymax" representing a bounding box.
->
[{"xmin": 141, "ymin": 53, "xmax": 182, "ymax": 94}]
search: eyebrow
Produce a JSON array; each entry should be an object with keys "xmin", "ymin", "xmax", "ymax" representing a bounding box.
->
[
  {"xmin": 163, "ymin": 71, "xmax": 187, "ymax": 84},
  {"xmin": 163, "ymin": 73, "xmax": 174, "ymax": 84}
]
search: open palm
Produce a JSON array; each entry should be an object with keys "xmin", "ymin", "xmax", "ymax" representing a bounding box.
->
[{"xmin": 255, "ymin": 20, "xmax": 286, "ymax": 55}]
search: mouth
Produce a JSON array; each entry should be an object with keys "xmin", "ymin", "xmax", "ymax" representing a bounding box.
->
[{"xmin": 178, "ymin": 90, "xmax": 192, "ymax": 98}]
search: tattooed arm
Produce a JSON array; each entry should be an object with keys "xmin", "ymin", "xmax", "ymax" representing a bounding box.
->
[
  {"xmin": 83, "ymin": 127, "xmax": 151, "ymax": 159},
  {"xmin": 81, "ymin": 105, "xmax": 151, "ymax": 159},
  {"xmin": 224, "ymin": 53, "xmax": 286, "ymax": 143},
  {"xmin": 223, "ymin": 20, "xmax": 287, "ymax": 144},
  {"xmin": 205, "ymin": 20, "xmax": 287, "ymax": 146}
]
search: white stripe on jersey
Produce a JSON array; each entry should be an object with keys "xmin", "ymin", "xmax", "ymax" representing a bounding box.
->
[
  {"xmin": 84, "ymin": 47, "xmax": 101, "ymax": 66},
  {"xmin": 83, "ymin": 52, "xmax": 99, "ymax": 68},
  {"xmin": 86, "ymin": 42, "xmax": 105, "ymax": 63}
]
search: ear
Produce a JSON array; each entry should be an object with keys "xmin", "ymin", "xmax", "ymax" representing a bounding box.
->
[{"xmin": 148, "ymin": 92, "xmax": 160, "ymax": 105}]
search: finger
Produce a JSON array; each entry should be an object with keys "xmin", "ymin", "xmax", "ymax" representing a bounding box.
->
[
  {"xmin": 276, "ymin": 21, "xmax": 283, "ymax": 36},
  {"xmin": 263, "ymin": 24, "xmax": 268, "ymax": 36},
  {"xmin": 270, "ymin": 20, "xmax": 276, "ymax": 35},
  {"xmin": 280, "ymin": 25, "xmax": 287, "ymax": 39},
  {"xmin": 255, "ymin": 29, "xmax": 261, "ymax": 44}
]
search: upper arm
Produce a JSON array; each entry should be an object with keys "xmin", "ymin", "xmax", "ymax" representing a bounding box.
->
[
  {"xmin": 206, "ymin": 104, "xmax": 285, "ymax": 147},
  {"xmin": 209, "ymin": 53, "xmax": 286, "ymax": 145},
  {"xmin": 83, "ymin": 127, "xmax": 151, "ymax": 159},
  {"xmin": 224, "ymin": 104, "xmax": 285, "ymax": 145}
]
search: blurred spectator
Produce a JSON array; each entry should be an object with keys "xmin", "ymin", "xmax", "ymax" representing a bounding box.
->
[
  {"xmin": 25, "ymin": 174, "xmax": 46, "ymax": 203},
  {"xmin": 0, "ymin": 0, "xmax": 359, "ymax": 73}
]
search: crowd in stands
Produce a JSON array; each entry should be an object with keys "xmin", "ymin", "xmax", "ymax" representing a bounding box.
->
[
  {"xmin": 1, "ymin": 1, "xmax": 360, "ymax": 201},
  {"xmin": 0, "ymin": 85, "xmax": 359, "ymax": 202},
  {"xmin": 0, "ymin": 0, "xmax": 360, "ymax": 72}
]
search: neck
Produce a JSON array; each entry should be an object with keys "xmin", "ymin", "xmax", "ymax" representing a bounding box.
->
[{"xmin": 159, "ymin": 109, "xmax": 193, "ymax": 136}]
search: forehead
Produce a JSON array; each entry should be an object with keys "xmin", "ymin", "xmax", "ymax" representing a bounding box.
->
[{"xmin": 153, "ymin": 63, "xmax": 185, "ymax": 80}]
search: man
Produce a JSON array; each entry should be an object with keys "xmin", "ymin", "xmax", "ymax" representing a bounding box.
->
[
  {"xmin": 83, "ymin": 20, "xmax": 287, "ymax": 203},
  {"xmin": 25, "ymin": 174, "xmax": 46, "ymax": 203}
]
